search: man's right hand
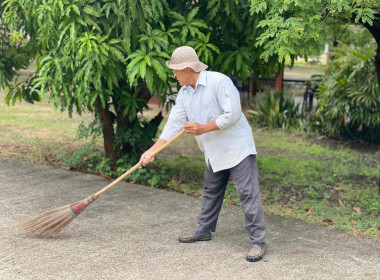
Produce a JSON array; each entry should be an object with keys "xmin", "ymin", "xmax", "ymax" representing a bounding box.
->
[
  {"xmin": 139, "ymin": 151, "xmax": 155, "ymax": 168},
  {"xmin": 138, "ymin": 139, "xmax": 167, "ymax": 168}
]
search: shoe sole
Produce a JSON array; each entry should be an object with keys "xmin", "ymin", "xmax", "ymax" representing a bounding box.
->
[
  {"xmin": 178, "ymin": 236, "xmax": 211, "ymax": 243},
  {"xmin": 246, "ymin": 255, "xmax": 264, "ymax": 262}
]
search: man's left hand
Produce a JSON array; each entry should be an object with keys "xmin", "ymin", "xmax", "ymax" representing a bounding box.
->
[{"xmin": 183, "ymin": 122, "xmax": 205, "ymax": 135}]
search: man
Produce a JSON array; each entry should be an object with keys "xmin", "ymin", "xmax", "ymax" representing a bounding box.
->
[{"xmin": 140, "ymin": 46, "xmax": 266, "ymax": 262}]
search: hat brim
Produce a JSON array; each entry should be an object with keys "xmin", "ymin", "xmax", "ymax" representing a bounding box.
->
[{"xmin": 166, "ymin": 60, "xmax": 208, "ymax": 72}]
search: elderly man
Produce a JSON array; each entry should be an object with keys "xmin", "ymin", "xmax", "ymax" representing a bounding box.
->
[{"xmin": 140, "ymin": 46, "xmax": 266, "ymax": 262}]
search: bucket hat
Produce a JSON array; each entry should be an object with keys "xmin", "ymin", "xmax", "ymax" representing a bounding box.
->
[{"xmin": 166, "ymin": 46, "xmax": 208, "ymax": 72}]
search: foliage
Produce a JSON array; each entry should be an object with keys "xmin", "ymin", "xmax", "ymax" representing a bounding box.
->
[
  {"xmin": 188, "ymin": 33, "xmax": 220, "ymax": 66},
  {"xmin": 3, "ymin": 0, "xmax": 282, "ymax": 163},
  {"xmin": 2, "ymin": 0, "xmax": 204, "ymax": 162},
  {"xmin": 170, "ymin": 7, "xmax": 209, "ymax": 42},
  {"xmin": 215, "ymin": 48, "xmax": 253, "ymax": 81},
  {"xmin": 250, "ymin": 0, "xmax": 379, "ymax": 64},
  {"xmin": 125, "ymin": 44, "xmax": 171, "ymax": 94},
  {"xmin": 325, "ymin": 18, "xmax": 376, "ymax": 49},
  {"xmin": 58, "ymin": 144, "xmax": 103, "ymax": 173},
  {"xmin": 113, "ymin": 115, "xmax": 164, "ymax": 160},
  {"xmin": 0, "ymin": 4, "xmax": 37, "ymax": 102},
  {"xmin": 248, "ymin": 91, "xmax": 302, "ymax": 129},
  {"xmin": 316, "ymin": 44, "xmax": 380, "ymax": 143}
]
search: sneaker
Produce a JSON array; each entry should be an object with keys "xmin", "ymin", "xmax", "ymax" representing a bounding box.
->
[{"xmin": 246, "ymin": 244, "xmax": 267, "ymax": 262}]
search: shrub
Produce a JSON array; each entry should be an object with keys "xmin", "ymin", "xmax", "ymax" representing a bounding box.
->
[
  {"xmin": 58, "ymin": 144, "xmax": 102, "ymax": 172},
  {"xmin": 248, "ymin": 91, "xmax": 302, "ymax": 129},
  {"xmin": 316, "ymin": 44, "xmax": 380, "ymax": 143}
]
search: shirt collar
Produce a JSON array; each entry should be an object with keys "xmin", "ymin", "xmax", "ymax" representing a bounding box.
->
[
  {"xmin": 184, "ymin": 71, "xmax": 207, "ymax": 92},
  {"xmin": 197, "ymin": 70, "xmax": 207, "ymax": 87}
]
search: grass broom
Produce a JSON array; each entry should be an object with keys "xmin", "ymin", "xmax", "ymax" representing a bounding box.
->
[{"xmin": 19, "ymin": 130, "xmax": 184, "ymax": 237}]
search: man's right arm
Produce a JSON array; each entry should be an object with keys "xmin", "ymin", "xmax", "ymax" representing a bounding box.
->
[{"xmin": 139, "ymin": 92, "xmax": 187, "ymax": 167}]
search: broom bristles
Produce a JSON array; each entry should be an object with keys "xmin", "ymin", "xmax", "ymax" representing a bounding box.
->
[{"xmin": 19, "ymin": 194, "xmax": 97, "ymax": 237}]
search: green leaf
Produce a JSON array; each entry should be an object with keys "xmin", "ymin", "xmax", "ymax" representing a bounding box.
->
[
  {"xmin": 127, "ymin": 64, "xmax": 140, "ymax": 86},
  {"xmin": 188, "ymin": 6, "xmax": 200, "ymax": 21},
  {"xmin": 83, "ymin": 5, "xmax": 103, "ymax": 17},
  {"xmin": 110, "ymin": 47, "xmax": 125, "ymax": 61},
  {"xmin": 140, "ymin": 60, "xmax": 147, "ymax": 78},
  {"xmin": 83, "ymin": 14, "xmax": 102, "ymax": 32},
  {"xmin": 151, "ymin": 58, "xmax": 166, "ymax": 82},
  {"xmin": 236, "ymin": 53, "xmax": 242, "ymax": 71},
  {"xmin": 145, "ymin": 66, "xmax": 154, "ymax": 92},
  {"xmin": 127, "ymin": 56, "xmax": 144, "ymax": 71}
]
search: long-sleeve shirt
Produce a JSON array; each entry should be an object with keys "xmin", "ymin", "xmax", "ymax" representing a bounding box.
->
[{"xmin": 159, "ymin": 71, "xmax": 257, "ymax": 172}]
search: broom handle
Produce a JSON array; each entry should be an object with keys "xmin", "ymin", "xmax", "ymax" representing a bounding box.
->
[{"xmin": 94, "ymin": 129, "xmax": 185, "ymax": 197}]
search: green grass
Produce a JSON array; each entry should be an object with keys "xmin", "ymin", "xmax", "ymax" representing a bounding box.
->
[
  {"xmin": 0, "ymin": 93, "xmax": 95, "ymax": 163},
  {"xmin": 0, "ymin": 91, "xmax": 379, "ymax": 237},
  {"xmin": 153, "ymin": 129, "xmax": 380, "ymax": 237}
]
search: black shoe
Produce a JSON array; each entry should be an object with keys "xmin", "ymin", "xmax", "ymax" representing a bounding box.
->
[
  {"xmin": 246, "ymin": 244, "xmax": 267, "ymax": 262},
  {"xmin": 178, "ymin": 231, "xmax": 211, "ymax": 243}
]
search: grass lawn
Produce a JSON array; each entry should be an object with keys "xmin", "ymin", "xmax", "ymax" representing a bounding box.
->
[
  {"xmin": 0, "ymin": 92, "xmax": 94, "ymax": 165},
  {"xmin": 1, "ymin": 88, "xmax": 379, "ymax": 238},
  {"xmin": 154, "ymin": 124, "xmax": 380, "ymax": 237}
]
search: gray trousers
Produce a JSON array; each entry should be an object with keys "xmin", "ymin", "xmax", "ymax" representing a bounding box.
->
[{"xmin": 197, "ymin": 155, "xmax": 266, "ymax": 244}]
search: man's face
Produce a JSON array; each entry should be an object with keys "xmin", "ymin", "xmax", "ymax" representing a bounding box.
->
[{"xmin": 173, "ymin": 68, "xmax": 190, "ymax": 86}]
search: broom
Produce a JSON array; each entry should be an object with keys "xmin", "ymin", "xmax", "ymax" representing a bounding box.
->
[{"xmin": 19, "ymin": 130, "xmax": 184, "ymax": 237}]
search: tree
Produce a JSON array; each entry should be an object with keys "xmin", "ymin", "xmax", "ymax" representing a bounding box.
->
[
  {"xmin": 250, "ymin": 0, "xmax": 380, "ymax": 85},
  {"xmin": 3, "ymin": 0, "xmax": 279, "ymax": 164},
  {"xmin": 3, "ymin": 0, "xmax": 182, "ymax": 162}
]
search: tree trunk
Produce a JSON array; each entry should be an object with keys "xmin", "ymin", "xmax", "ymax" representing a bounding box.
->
[
  {"xmin": 139, "ymin": 81, "xmax": 153, "ymax": 100},
  {"xmin": 97, "ymin": 96, "xmax": 118, "ymax": 160},
  {"xmin": 113, "ymin": 94, "xmax": 132, "ymax": 156},
  {"xmin": 275, "ymin": 63, "xmax": 284, "ymax": 92},
  {"xmin": 362, "ymin": 17, "xmax": 380, "ymax": 88}
]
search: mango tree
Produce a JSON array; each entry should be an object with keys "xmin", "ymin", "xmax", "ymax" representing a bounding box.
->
[
  {"xmin": 3, "ymin": 0, "xmax": 197, "ymax": 162},
  {"xmin": 3, "ymin": 0, "xmax": 273, "ymax": 164}
]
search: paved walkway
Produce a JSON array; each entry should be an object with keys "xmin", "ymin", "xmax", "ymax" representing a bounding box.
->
[{"xmin": 0, "ymin": 157, "xmax": 379, "ymax": 280}]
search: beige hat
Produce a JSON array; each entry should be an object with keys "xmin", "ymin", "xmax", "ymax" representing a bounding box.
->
[{"xmin": 166, "ymin": 46, "xmax": 208, "ymax": 72}]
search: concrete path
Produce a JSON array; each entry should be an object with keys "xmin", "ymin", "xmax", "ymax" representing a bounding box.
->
[{"xmin": 0, "ymin": 157, "xmax": 379, "ymax": 280}]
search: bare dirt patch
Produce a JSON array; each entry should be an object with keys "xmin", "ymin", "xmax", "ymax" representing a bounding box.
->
[
  {"xmin": 2, "ymin": 126, "xmax": 64, "ymax": 140},
  {"xmin": 0, "ymin": 143, "xmax": 32, "ymax": 155}
]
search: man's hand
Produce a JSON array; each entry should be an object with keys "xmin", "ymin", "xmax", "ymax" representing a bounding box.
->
[
  {"xmin": 139, "ymin": 151, "xmax": 155, "ymax": 168},
  {"xmin": 183, "ymin": 122, "xmax": 205, "ymax": 135},
  {"xmin": 139, "ymin": 139, "xmax": 167, "ymax": 168},
  {"xmin": 183, "ymin": 121, "xmax": 219, "ymax": 135}
]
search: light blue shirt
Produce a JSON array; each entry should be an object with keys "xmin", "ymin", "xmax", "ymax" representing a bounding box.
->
[{"xmin": 160, "ymin": 71, "xmax": 257, "ymax": 172}]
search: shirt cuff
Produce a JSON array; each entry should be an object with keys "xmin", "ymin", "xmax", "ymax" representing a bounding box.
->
[{"xmin": 215, "ymin": 116, "xmax": 226, "ymax": 129}]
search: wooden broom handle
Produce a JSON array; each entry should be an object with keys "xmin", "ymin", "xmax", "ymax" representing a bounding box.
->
[{"xmin": 94, "ymin": 129, "xmax": 185, "ymax": 197}]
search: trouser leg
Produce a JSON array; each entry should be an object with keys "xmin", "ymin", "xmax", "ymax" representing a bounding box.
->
[
  {"xmin": 197, "ymin": 163, "xmax": 230, "ymax": 233},
  {"xmin": 231, "ymin": 155, "xmax": 266, "ymax": 244}
]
